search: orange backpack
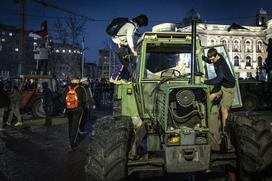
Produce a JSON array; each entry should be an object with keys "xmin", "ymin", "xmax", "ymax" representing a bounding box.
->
[{"xmin": 65, "ymin": 85, "xmax": 79, "ymax": 109}]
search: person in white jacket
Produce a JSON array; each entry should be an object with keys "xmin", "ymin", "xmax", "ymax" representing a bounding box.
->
[{"xmin": 110, "ymin": 14, "xmax": 148, "ymax": 84}]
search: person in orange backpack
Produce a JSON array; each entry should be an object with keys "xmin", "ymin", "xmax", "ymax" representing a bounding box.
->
[{"xmin": 63, "ymin": 78, "xmax": 88, "ymax": 150}]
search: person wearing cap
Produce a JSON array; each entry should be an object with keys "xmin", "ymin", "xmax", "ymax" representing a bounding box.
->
[
  {"xmin": 110, "ymin": 14, "xmax": 149, "ymax": 84},
  {"xmin": 79, "ymin": 77, "xmax": 96, "ymax": 133}
]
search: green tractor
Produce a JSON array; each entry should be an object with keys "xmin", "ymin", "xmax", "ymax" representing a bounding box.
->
[{"xmin": 85, "ymin": 21, "xmax": 272, "ymax": 180}]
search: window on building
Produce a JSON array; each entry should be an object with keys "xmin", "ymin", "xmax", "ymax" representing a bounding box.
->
[
  {"xmin": 221, "ymin": 39, "xmax": 228, "ymax": 49},
  {"xmin": 258, "ymin": 56, "xmax": 263, "ymax": 66},
  {"xmin": 247, "ymin": 72, "xmax": 252, "ymax": 78},
  {"xmin": 233, "ymin": 40, "xmax": 240, "ymax": 52},
  {"xmin": 246, "ymin": 56, "xmax": 251, "ymax": 66},
  {"xmin": 257, "ymin": 41, "xmax": 263, "ymax": 52},
  {"xmin": 245, "ymin": 40, "xmax": 252, "ymax": 52},
  {"xmin": 234, "ymin": 56, "xmax": 239, "ymax": 66},
  {"xmin": 210, "ymin": 39, "xmax": 215, "ymax": 46}
]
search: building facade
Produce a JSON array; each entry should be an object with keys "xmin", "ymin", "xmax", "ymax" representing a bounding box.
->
[
  {"xmin": 0, "ymin": 24, "xmax": 36, "ymax": 76},
  {"xmin": 84, "ymin": 62, "xmax": 99, "ymax": 80},
  {"xmin": 178, "ymin": 9, "xmax": 272, "ymax": 78},
  {"xmin": 0, "ymin": 23, "xmax": 84, "ymax": 79},
  {"xmin": 98, "ymin": 48, "xmax": 115, "ymax": 80}
]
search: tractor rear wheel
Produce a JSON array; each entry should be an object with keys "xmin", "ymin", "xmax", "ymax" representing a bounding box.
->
[
  {"xmin": 32, "ymin": 97, "xmax": 45, "ymax": 118},
  {"xmin": 229, "ymin": 112, "xmax": 272, "ymax": 180},
  {"xmin": 242, "ymin": 93, "xmax": 259, "ymax": 112},
  {"xmin": 85, "ymin": 116, "xmax": 132, "ymax": 181}
]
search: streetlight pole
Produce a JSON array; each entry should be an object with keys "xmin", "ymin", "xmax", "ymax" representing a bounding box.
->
[
  {"xmin": 18, "ymin": 0, "xmax": 26, "ymax": 75},
  {"xmin": 109, "ymin": 41, "xmax": 112, "ymax": 79},
  {"xmin": 81, "ymin": 37, "xmax": 85, "ymax": 78}
]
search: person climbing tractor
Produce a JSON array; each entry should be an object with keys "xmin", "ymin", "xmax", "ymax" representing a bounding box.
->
[
  {"xmin": 203, "ymin": 48, "xmax": 236, "ymax": 132},
  {"xmin": 106, "ymin": 14, "xmax": 148, "ymax": 84}
]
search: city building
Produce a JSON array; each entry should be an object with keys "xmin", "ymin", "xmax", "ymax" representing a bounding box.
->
[
  {"xmin": 178, "ymin": 8, "xmax": 272, "ymax": 78},
  {"xmin": 98, "ymin": 47, "xmax": 115, "ymax": 80},
  {"xmin": 0, "ymin": 23, "xmax": 85, "ymax": 79},
  {"xmin": 84, "ymin": 62, "xmax": 99, "ymax": 80},
  {"xmin": 0, "ymin": 24, "xmax": 35, "ymax": 75}
]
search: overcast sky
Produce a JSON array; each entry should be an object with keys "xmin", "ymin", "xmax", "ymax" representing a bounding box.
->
[{"xmin": 1, "ymin": 0, "xmax": 272, "ymax": 63}]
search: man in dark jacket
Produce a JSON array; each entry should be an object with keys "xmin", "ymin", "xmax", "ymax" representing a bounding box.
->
[
  {"xmin": 42, "ymin": 82, "xmax": 54, "ymax": 127},
  {"xmin": 203, "ymin": 48, "xmax": 237, "ymax": 181},
  {"xmin": 79, "ymin": 78, "xmax": 96, "ymax": 133},
  {"xmin": 7, "ymin": 85, "xmax": 22, "ymax": 127},
  {"xmin": 0, "ymin": 81, "xmax": 9, "ymax": 131},
  {"xmin": 63, "ymin": 78, "xmax": 87, "ymax": 150},
  {"xmin": 203, "ymin": 48, "xmax": 236, "ymax": 131}
]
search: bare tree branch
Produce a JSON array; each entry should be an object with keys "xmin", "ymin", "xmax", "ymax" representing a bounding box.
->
[
  {"xmin": 52, "ymin": 19, "xmax": 68, "ymax": 44},
  {"xmin": 65, "ymin": 15, "xmax": 87, "ymax": 45}
]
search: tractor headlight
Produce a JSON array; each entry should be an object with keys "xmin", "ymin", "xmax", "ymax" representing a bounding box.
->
[{"xmin": 166, "ymin": 133, "xmax": 180, "ymax": 146}]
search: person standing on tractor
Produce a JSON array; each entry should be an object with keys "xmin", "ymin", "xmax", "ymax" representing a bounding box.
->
[
  {"xmin": 203, "ymin": 48, "xmax": 236, "ymax": 132},
  {"xmin": 203, "ymin": 48, "xmax": 237, "ymax": 181},
  {"xmin": 107, "ymin": 14, "xmax": 148, "ymax": 84}
]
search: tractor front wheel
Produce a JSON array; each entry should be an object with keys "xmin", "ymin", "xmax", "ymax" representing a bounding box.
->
[{"xmin": 85, "ymin": 116, "xmax": 132, "ymax": 181}]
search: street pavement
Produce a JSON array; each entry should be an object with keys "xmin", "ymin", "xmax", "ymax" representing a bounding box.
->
[
  {"xmin": 0, "ymin": 108, "xmax": 112, "ymax": 181},
  {"xmin": 0, "ymin": 109, "xmax": 271, "ymax": 181}
]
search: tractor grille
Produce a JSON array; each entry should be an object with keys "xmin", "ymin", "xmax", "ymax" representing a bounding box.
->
[{"xmin": 169, "ymin": 88, "xmax": 206, "ymax": 128}]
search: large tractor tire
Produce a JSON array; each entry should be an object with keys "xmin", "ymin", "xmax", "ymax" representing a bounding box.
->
[
  {"xmin": 242, "ymin": 93, "xmax": 260, "ymax": 112},
  {"xmin": 229, "ymin": 112, "xmax": 272, "ymax": 180},
  {"xmin": 85, "ymin": 116, "xmax": 133, "ymax": 181}
]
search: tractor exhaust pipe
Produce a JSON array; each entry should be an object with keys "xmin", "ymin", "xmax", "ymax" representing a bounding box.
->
[{"xmin": 191, "ymin": 19, "xmax": 197, "ymax": 85}]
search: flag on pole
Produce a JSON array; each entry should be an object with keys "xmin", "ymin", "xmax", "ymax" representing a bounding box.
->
[{"xmin": 30, "ymin": 20, "xmax": 48, "ymax": 38}]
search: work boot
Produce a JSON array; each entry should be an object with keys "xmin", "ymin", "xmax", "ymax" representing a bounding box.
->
[{"xmin": 220, "ymin": 132, "xmax": 228, "ymax": 153}]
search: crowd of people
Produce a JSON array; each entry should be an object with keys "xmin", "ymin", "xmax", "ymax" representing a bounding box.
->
[{"xmin": 0, "ymin": 77, "xmax": 114, "ymax": 131}]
